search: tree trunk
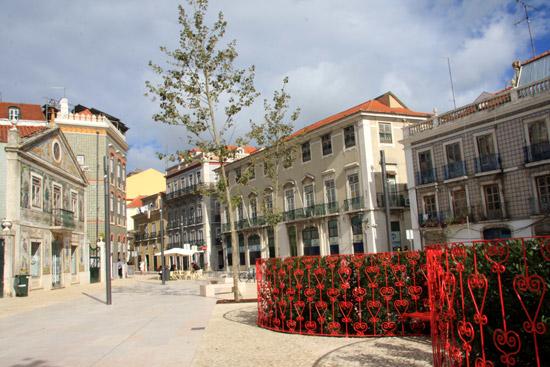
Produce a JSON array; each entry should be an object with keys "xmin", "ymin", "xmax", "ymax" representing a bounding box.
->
[{"xmin": 220, "ymin": 166, "xmax": 241, "ymax": 301}]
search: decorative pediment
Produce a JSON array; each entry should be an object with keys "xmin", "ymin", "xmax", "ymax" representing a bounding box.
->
[{"xmin": 20, "ymin": 128, "xmax": 87, "ymax": 184}]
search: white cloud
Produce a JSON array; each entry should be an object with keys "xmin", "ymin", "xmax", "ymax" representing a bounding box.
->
[{"xmin": 0, "ymin": 0, "xmax": 548, "ymax": 171}]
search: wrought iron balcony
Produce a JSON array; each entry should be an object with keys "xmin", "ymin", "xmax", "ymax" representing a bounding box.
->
[
  {"xmin": 376, "ymin": 193, "xmax": 409, "ymax": 208},
  {"xmin": 344, "ymin": 196, "xmax": 364, "ymax": 211},
  {"xmin": 418, "ymin": 212, "xmax": 444, "ymax": 228},
  {"xmin": 443, "ymin": 161, "xmax": 466, "ymax": 180},
  {"xmin": 415, "ymin": 168, "xmax": 437, "ymax": 185},
  {"xmin": 524, "ymin": 142, "xmax": 550, "ymax": 163},
  {"xmin": 474, "ymin": 153, "xmax": 501, "ymax": 173},
  {"xmin": 51, "ymin": 209, "xmax": 75, "ymax": 229},
  {"xmin": 283, "ymin": 208, "xmax": 305, "ymax": 221}
]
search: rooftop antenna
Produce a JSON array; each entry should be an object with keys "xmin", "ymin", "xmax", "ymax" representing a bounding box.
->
[
  {"xmin": 515, "ymin": 0, "xmax": 537, "ymax": 57},
  {"xmin": 447, "ymin": 57, "xmax": 457, "ymax": 110},
  {"xmin": 50, "ymin": 86, "xmax": 66, "ymax": 98}
]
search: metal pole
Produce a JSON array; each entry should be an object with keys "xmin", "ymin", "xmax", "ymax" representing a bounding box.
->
[
  {"xmin": 160, "ymin": 195, "xmax": 166, "ymax": 285},
  {"xmin": 96, "ymin": 132, "xmax": 99, "ymax": 246},
  {"xmin": 380, "ymin": 150, "xmax": 392, "ymax": 252},
  {"xmin": 104, "ymin": 156, "xmax": 112, "ymax": 305}
]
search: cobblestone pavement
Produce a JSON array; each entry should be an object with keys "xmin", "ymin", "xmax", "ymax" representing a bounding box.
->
[{"xmin": 192, "ymin": 303, "xmax": 433, "ymax": 367}]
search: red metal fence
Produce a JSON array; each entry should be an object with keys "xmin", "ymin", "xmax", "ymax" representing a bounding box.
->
[
  {"xmin": 427, "ymin": 237, "xmax": 549, "ymax": 367},
  {"xmin": 256, "ymin": 252, "xmax": 431, "ymax": 337},
  {"xmin": 256, "ymin": 236, "xmax": 550, "ymax": 366}
]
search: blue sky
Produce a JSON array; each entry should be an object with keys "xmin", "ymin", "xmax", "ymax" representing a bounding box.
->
[{"xmin": 1, "ymin": 0, "xmax": 549, "ymax": 171}]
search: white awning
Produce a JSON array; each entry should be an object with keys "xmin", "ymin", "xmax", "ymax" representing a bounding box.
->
[{"xmin": 154, "ymin": 247, "xmax": 195, "ymax": 257}]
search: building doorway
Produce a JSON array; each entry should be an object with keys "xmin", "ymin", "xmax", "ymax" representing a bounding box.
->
[
  {"xmin": 483, "ymin": 227, "xmax": 511, "ymax": 240},
  {"xmin": 302, "ymin": 226, "xmax": 320, "ymax": 255},
  {"xmin": 89, "ymin": 243, "xmax": 100, "ymax": 283},
  {"xmin": 52, "ymin": 239, "xmax": 62, "ymax": 288}
]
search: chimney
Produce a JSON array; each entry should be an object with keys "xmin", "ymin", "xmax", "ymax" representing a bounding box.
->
[
  {"xmin": 7, "ymin": 125, "xmax": 20, "ymax": 147},
  {"xmin": 59, "ymin": 97, "xmax": 69, "ymax": 117}
]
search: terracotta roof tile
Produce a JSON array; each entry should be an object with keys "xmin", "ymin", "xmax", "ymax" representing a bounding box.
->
[
  {"xmin": 127, "ymin": 195, "xmax": 145, "ymax": 208},
  {"xmin": 0, "ymin": 125, "xmax": 49, "ymax": 143},
  {"xmin": 290, "ymin": 93, "xmax": 430, "ymax": 138},
  {"xmin": 0, "ymin": 102, "xmax": 45, "ymax": 121}
]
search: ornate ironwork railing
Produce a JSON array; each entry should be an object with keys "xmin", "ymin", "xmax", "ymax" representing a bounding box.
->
[
  {"xmin": 51, "ymin": 208, "xmax": 75, "ymax": 229},
  {"xmin": 256, "ymin": 251, "xmax": 430, "ymax": 337}
]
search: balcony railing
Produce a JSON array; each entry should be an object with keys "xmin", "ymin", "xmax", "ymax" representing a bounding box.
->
[
  {"xmin": 166, "ymin": 183, "xmax": 211, "ymax": 200},
  {"xmin": 284, "ymin": 208, "xmax": 305, "ymax": 221},
  {"xmin": 407, "ymin": 77, "xmax": 550, "ymax": 137},
  {"xmin": 474, "ymin": 153, "xmax": 501, "ymax": 173},
  {"xmin": 343, "ymin": 196, "xmax": 364, "ymax": 211},
  {"xmin": 443, "ymin": 161, "xmax": 466, "ymax": 180},
  {"xmin": 376, "ymin": 192, "xmax": 409, "ymax": 208},
  {"xmin": 418, "ymin": 212, "xmax": 444, "ymax": 228},
  {"xmin": 415, "ymin": 168, "xmax": 437, "ymax": 185},
  {"xmin": 51, "ymin": 208, "xmax": 75, "ymax": 229},
  {"xmin": 524, "ymin": 142, "xmax": 550, "ymax": 163}
]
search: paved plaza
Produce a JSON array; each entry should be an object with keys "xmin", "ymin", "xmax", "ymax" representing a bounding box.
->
[{"xmin": 0, "ymin": 277, "xmax": 433, "ymax": 367}]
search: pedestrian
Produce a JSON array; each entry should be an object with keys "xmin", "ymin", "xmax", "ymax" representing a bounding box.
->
[{"xmin": 117, "ymin": 260, "xmax": 123, "ymax": 278}]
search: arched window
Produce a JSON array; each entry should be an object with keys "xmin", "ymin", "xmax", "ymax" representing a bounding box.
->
[{"xmin": 302, "ymin": 226, "xmax": 320, "ymax": 256}]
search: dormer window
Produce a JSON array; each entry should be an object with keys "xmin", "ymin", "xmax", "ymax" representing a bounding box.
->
[{"xmin": 8, "ymin": 107, "xmax": 20, "ymax": 121}]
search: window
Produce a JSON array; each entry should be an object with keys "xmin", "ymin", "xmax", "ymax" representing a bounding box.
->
[
  {"xmin": 110, "ymin": 194, "xmax": 114, "ymax": 213},
  {"xmin": 379, "ymin": 122, "xmax": 392, "ymax": 143},
  {"xmin": 348, "ymin": 173, "xmax": 360, "ymax": 199},
  {"xmin": 52, "ymin": 183, "xmax": 62, "ymax": 210},
  {"xmin": 239, "ymin": 234, "xmax": 246, "ymax": 265},
  {"xmin": 484, "ymin": 184, "xmax": 502, "ymax": 219},
  {"xmin": 304, "ymin": 184, "xmax": 315, "ymax": 208},
  {"xmin": 325, "ymin": 179, "xmax": 336, "ymax": 208},
  {"xmin": 237, "ymin": 202, "xmax": 244, "ymax": 221},
  {"xmin": 263, "ymin": 161, "xmax": 269, "ymax": 176},
  {"xmin": 423, "ymin": 194, "xmax": 437, "ymax": 217},
  {"xmin": 328, "ymin": 219, "xmax": 339, "ymax": 254},
  {"xmin": 247, "ymin": 164, "xmax": 255, "ymax": 180},
  {"xmin": 189, "ymin": 174, "xmax": 194, "ymax": 186},
  {"xmin": 526, "ymin": 120, "xmax": 550, "ymax": 162},
  {"xmin": 536, "ymin": 175, "xmax": 550, "ymax": 213},
  {"xmin": 344, "ymin": 125, "xmax": 356, "ymax": 148},
  {"xmin": 302, "ymin": 142, "xmax": 311, "ymax": 162},
  {"xmin": 76, "ymin": 155, "xmax": 85, "ymax": 165},
  {"xmin": 418, "ymin": 149, "xmax": 435, "ymax": 184},
  {"xmin": 444, "ymin": 142, "xmax": 464, "ymax": 179},
  {"xmin": 264, "ymin": 193, "xmax": 273, "ymax": 213},
  {"xmin": 285, "ymin": 189, "xmax": 295, "ymax": 211},
  {"xmin": 196, "ymin": 205, "xmax": 202, "ymax": 222},
  {"xmin": 71, "ymin": 191, "xmax": 78, "ymax": 218},
  {"xmin": 235, "ymin": 168, "xmax": 241, "ymax": 182},
  {"xmin": 109, "ymin": 157, "xmax": 114, "ymax": 181},
  {"xmin": 321, "ymin": 134, "xmax": 332, "ymax": 156},
  {"xmin": 8, "ymin": 107, "xmax": 20, "ymax": 121},
  {"xmin": 51, "ymin": 141, "xmax": 61, "ymax": 162},
  {"xmin": 31, "ymin": 175, "xmax": 42, "ymax": 209},
  {"xmin": 31, "ymin": 242, "xmax": 41, "ymax": 278},
  {"xmin": 117, "ymin": 161, "xmax": 122, "ymax": 187},
  {"xmin": 475, "ymin": 133, "xmax": 499, "ymax": 172},
  {"xmin": 196, "ymin": 171, "xmax": 202, "ymax": 183},
  {"xmin": 250, "ymin": 197, "xmax": 257, "ymax": 220},
  {"xmin": 451, "ymin": 188, "xmax": 468, "ymax": 220}
]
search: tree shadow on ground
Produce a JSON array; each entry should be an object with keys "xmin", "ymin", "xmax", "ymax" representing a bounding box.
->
[
  {"xmin": 313, "ymin": 337, "xmax": 432, "ymax": 367},
  {"xmin": 10, "ymin": 358, "xmax": 59, "ymax": 367},
  {"xmin": 222, "ymin": 306, "xmax": 257, "ymax": 327}
]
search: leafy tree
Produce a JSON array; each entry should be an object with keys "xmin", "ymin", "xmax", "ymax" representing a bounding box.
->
[
  {"xmin": 247, "ymin": 78, "xmax": 300, "ymax": 257},
  {"xmin": 146, "ymin": 0, "xmax": 258, "ymax": 300}
]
